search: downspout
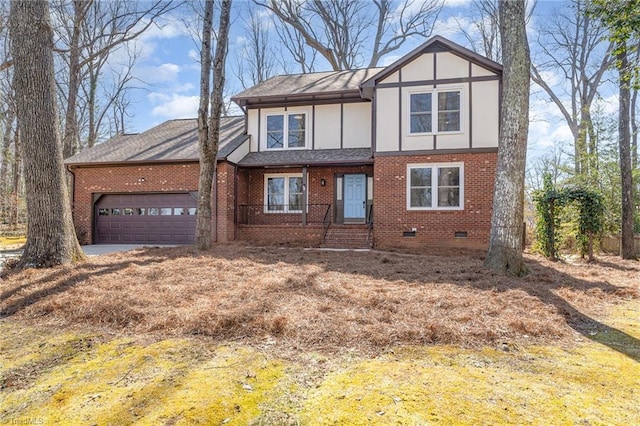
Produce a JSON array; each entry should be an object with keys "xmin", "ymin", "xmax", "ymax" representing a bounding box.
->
[
  {"xmin": 213, "ymin": 160, "xmax": 218, "ymax": 243},
  {"xmin": 234, "ymin": 163, "xmax": 238, "ymax": 240},
  {"xmin": 65, "ymin": 164, "xmax": 79, "ymax": 240},
  {"xmin": 302, "ymin": 165, "xmax": 307, "ymax": 226}
]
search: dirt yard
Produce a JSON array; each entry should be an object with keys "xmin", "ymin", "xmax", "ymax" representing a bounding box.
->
[{"xmin": 1, "ymin": 245, "xmax": 639, "ymax": 424}]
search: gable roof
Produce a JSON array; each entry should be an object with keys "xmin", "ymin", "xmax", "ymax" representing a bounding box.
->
[
  {"xmin": 65, "ymin": 116, "xmax": 246, "ymax": 166},
  {"xmin": 232, "ymin": 68, "xmax": 383, "ymax": 107},
  {"xmin": 360, "ymin": 35, "xmax": 502, "ymax": 98}
]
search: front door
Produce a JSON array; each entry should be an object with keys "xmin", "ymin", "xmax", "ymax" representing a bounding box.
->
[{"xmin": 344, "ymin": 174, "xmax": 366, "ymax": 222}]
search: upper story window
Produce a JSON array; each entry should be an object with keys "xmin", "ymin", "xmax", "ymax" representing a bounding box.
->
[
  {"xmin": 266, "ymin": 112, "xmax": 307, "ymax": 149},
  {"xmin": 407, "ymin": 162, "xmax": 464, "ymax": 210},
  {"xmin": 409, "ymin": 89, "xmax": 461, "ymax": 135}
]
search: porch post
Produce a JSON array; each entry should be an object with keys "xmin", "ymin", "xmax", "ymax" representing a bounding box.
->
[{"xmin": 302, "ymin": 165, "xmax": 307, "ymax": 226}]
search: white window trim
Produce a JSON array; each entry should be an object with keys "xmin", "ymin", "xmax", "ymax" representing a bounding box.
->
[
  {"xmin": 406, "ymin": 87, "xmax": 464, "ymax": 136},
  {"xmin": 263, "ymin": 109, "xmax": 310, "ymax": 150},
  {"xmin": 264, "ymin": 173, "xmax": 308, "ymax": 213},
  {"xmin": 406, "ymin": 162, "xmax": 464, "ymax": 211}
]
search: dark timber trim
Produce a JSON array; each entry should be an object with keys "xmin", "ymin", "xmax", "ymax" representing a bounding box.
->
[
  {"xmin": 377, "ymin": 75, "xmax": 499, "ymax": 89},
  {"xmin": 374, "ymin": 147, "xmax": 498, "ymax": 157}
]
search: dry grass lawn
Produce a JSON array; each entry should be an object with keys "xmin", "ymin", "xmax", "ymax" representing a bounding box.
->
[{"xmin": 1, "ymin": 244, "xmax": 639, "ymax": 424}]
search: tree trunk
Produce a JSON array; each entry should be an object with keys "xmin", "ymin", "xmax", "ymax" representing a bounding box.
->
[
  {"xmin": 195, "ymin": 0, "xmax": 214, "ymax": 251},
  {"xmin": 632, "ymin": 84, "xmax": 638, "ymax": 169},
  {"xmin": 196, "ymin": 0, "xmax": 233, "ymax": 251},
  {"xmin": 9, "ymin": 129, "xmax": 21, "ymax": 229},
  {"xmin": 617, "ymin": 44, "xmax": 636, "ymax": 260},
  {"xmin": 485, "ymin": 0, "xmax": 530, "ymax": 276},
  {"xmin": 9, "ymin": 0, "xmax": 85, "ymax": 268},
  {"xmin": 0, "ymin": 108, "xmax": 14, "ymax": 222}
]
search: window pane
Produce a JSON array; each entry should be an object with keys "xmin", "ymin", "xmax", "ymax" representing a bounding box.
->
[
  {"xmin": 267, "ymin": 115, "xmax": 284, "ymax": 149},
  {"xmin": 410, "ymin": 168, "xmax": 431, "ymax": 187},
  {"xmin": 288, "ymin": 177, "xmax": 303, "ymax": 211},
  {"xmin": 267, "ymin": 177, "xmax": 285, "ymax": 211},
  {"xmin": 410, "ymin": 93, "xmax": 431, "ymax": 112},
  {"xmin": 438, "ymin": 167, "xmax": 459, "ymax": 186},
  {"xmin": 289, "ymin": 193, "xmax": 303, "ymax": 211},
  {"xmin": 268, "ymin": 177, "xmax": 285, "ymax": 194},
  {"xmin": 438, "ymin": 91, "xmax": 460, "ymax": 110},
  {"xmin": 288, "ymin": 177, "xmax": 303, "ymax": 193},
  {"xmin": 410, "ymin": 188, "xmax": 432, "ymax": 207},
  {"xmin": 187, "ymin": 207, "xmax": 197, "ymax": 215},
  {"xmin": 98, "ymin": 208, "xmax": 109, "ymax": 216},
  {"xmin": 148, "ymin": 208, "xmax": 159, "ymax": 216},
  {"xmin": 410, "ymin": 113, "xmax": 432, "ymax": 133},
  {"xmin": 137, "ymin": 208, "xmax": 146, "ymax": 215},
  {"xmin": 438, "ymin": 92, "xmax": 460, "ymax": 132},
  {"xmin": 438, "ymin": 187, "xmax": 460, "ymax": 207},
  {"xmin": 174, "ymin": 208, "xmax": 186, "ymax": 215},
  {"xmin": 111, "ymin": 208, "xmax": 122, "ymax": 215},
  {"xmin": 161, "ymin": 208, "xmax": 172, "ymax": 215},
  {"xmin": 123, "ymin": 208, "xmax": 134, "ymax": 215},
  {"xmin": 288, "ymin": 114, "xmax": 306, "ymax": 148},
  {"xmin": 438, "ymin": 111, "xmax": 460, "ymax": 132}
]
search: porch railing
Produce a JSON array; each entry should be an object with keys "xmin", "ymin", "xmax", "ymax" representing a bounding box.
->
[
  {"xmin": 238, "ymin": 204, "xmax": 331, "ymax": 226},
  {"xmin": 367, "ymin": 203, "xmax": 374, "ymax": 246},
  {"xmin": 322, "ymin": 204, "xmax": 332, "ymax": 241}
]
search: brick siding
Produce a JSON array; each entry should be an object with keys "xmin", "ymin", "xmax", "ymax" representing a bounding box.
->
[
  {"xmin": 373, "ymin": 152, "xmax": 497, "ymax": 250},
  {"xmin": 70, "ymin": 163, "xmax": 200, "ymax": 244},
  {"xmin": 70, "ymin": 155, "xmax": 495, "ymax": 249}
]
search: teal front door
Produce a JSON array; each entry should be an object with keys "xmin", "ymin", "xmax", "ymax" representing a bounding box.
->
[{"xmin": 344, "ymin": 174, "xmax": 366, "ymax": 221}]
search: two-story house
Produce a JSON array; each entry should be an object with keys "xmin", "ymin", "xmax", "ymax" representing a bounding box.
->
[{"xmin": 66, "ymin": 36, "xmax": 501, "ymax": 250}]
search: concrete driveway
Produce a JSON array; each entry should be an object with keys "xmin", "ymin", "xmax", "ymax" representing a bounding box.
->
[
  {"xmin": 1, "ymin": 244, "xmax": 182, "ymax": 267},
  {"xmin": 81, "ymin": 244, "xmax": 181, "ymax": 256}
]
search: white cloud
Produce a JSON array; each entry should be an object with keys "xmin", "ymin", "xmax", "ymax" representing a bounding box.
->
[
  {"xmin": 136, "ymin": 63, "xmax": 181, "ymax": 84},
  {"xmin": 150, "ymin": 93, "xmax": 199, "ymax": 119},
  {"xmin": 443, "ymin": 0, "xmax": 473, "ymax": 7},
  {"xmin": 595, "ymin": 94, "xmax": 619, "ymax": 116}
]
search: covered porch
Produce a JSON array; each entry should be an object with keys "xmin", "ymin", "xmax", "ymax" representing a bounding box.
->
[{"xmin": 233, "ymin": 149, "xmax": 373, "ymax": 247}]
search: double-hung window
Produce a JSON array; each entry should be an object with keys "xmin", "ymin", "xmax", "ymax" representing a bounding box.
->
[
  {"xmin": 409, "ymin": 89, "xmax": 461, "ymax": 134},
  {"xmin": 266, "ymin": 112, "xmax": 307, "ymax": 149},
  {"xmin": 407, "ymin": 163, "xmax": 463, "ymax": 210},
  {"xmin": 265, "ymin": 174, "xmax": 304, "ymax": 213}
]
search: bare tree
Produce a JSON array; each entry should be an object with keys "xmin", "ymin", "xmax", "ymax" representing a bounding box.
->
[
  {"xmin": 455, "ymin": 0, "xmax": 501, "ymax": 62},
  {"xmin": 235, "ymin": 4, "xmax": 277, "ymax": 89},
  {"xmin": 530, "ymin": 0, "xmax": 613, "ymax": 177},
  {"xmin": 52, "ymin": 0, "xmax": 175, "ymax": 158},
  {"xmin": 485, "ymin": 0, "xmax": 531, "ymax": 276},
  {"xmin": 196, "ymin": 0, "xmax": 232, "ymax": 250},
  {"xmin": 9, "ymin": 0, "xmax": 85, "ymax": 268},
  {"xmin": 256, "ymin": 0, "xmax": 443, "ymax": 70},
  {"xmin": 273, "ymin": 18, "xmax": 317, "ymax": 74}
]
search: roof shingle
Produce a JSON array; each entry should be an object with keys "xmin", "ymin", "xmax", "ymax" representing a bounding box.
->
[
  {"xmin": 232, "ymin": 68, "xmax": 382, "ymax": 104},
  {"xmin": 65, "ymin": 116, "xmax": 246, "ymax": 165}
]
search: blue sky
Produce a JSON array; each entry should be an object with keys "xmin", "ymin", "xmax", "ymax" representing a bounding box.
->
[{"xmin": 113, "ymin": 0, "xmax": 619, "ymax": 164}]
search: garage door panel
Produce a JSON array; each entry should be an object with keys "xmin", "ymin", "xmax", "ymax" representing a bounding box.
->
[{"xmin": 95, "ymin": 193, "xmax": 197, "ymax": 244}]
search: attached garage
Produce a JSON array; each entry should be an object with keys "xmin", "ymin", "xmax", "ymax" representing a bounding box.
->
[{"xmin": 94, "ymin": 193, "xmax": 197, "ymax": 244}]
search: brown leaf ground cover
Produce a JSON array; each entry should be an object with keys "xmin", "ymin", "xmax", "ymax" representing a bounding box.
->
[
  {"xmin": 1, "ymin": 244, "xmax": 638, "ymax": 355},
  {"xmin": 1, "ymin": 245, "xmax": 639, "ymax": 424}
]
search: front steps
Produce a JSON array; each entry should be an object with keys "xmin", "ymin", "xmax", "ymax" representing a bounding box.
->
[{"xmin": 321, "ymin": 224, "xmax": 372, "ymax": 249}]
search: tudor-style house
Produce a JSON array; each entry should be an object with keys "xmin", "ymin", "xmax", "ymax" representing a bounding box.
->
[{"xmin": 65, "ymin": 36, "xmax": 500, "ymax": 249}]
